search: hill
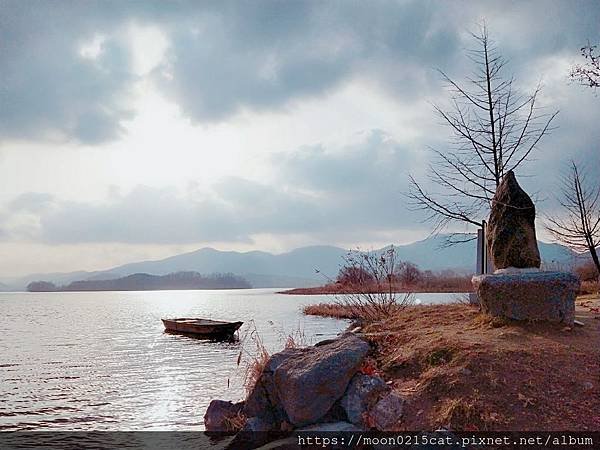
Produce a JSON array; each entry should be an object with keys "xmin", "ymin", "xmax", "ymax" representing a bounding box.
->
[
  {"xmin": 1, "ymin": 235, "xmax": 578, "ymax": 291},
  {"xmin": 26, "ymin": 271, "xmax": 251, "ymax": 292}
]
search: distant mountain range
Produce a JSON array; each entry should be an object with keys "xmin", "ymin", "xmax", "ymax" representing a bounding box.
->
[{"xmin": 0, "ymin": 235, "xmax": 579, "ymax": 291}]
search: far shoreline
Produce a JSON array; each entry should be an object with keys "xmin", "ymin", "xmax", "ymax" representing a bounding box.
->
[{"xmin": 278, "ymin": 285, "xmax": 473, "ymax": 295}]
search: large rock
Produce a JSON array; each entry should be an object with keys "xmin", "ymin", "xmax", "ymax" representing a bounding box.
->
[
  {"xmin": 204, "ymin": 400, "xmax": 244, "ymax": 432},
  {"xmin": 228, "ymin": 416, "xmax": 285, "ymax": 450},
  {"xmin": 243, "ymin": 348, "xmax": 304, "ymax": 426},
  {"xmin": 242, "ymin": 416, "xmax": 273, "ymax": 432},
  {"xmin": 340, "ymin": 374, "xmax": 390, "ymax": 426},
  {"xmin": 472, "ymin": 271, "xmax": 579, "ymax": 325},
  {"xmin": 273, "ymin": 334, "xmax": 370, "ymax": 426},
  {"xmin": 487, "ymin": 171, "xmax": 541, "ymax": 270},
  {"xmin": 370, "ymin": 392, "xmax": 405, "ymax": 431}
]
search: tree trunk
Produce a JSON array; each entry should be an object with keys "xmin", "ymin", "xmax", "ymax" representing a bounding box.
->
[{"xmin": 589, "ymin": 244, "xmax": 600, "ymax": 284}]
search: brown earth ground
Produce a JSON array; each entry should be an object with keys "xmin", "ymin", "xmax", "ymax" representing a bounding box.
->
[{"xmin": 309, "ymin": 295, "xmax": 600, "ymax": 431}]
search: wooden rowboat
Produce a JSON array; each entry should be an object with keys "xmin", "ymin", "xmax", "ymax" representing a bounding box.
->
[{"xmin": 162, "ymin": 318, "xmax": 243, "ymax": 338}]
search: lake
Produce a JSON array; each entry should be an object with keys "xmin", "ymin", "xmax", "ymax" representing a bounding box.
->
[{"xmin": 0, "ymin": 289, "xmax": 463, "ymax": 431}]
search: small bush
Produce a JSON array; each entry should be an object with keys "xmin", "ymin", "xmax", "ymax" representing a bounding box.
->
[{"xmin": 331, "ymin": 247, "xmax": 414, "ymax": 322}]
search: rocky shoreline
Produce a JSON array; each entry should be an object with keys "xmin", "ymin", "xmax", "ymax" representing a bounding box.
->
[
  {"xmin": 204, "ymin": 296, "xmax": 600, "ymax": 447},
  {"xmin": 204, "ymin": 328, "xmax": 404, "ymax": 447}
]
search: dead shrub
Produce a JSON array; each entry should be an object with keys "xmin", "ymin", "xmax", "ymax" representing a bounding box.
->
[{"xmin": 327, "ymin": 247, "xmax": 413, "ymax": 322}]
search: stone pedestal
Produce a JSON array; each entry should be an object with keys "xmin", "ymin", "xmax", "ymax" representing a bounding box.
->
[{"xmin": 472, "ymin": 271, "xmax": 579, "ymax": 325}]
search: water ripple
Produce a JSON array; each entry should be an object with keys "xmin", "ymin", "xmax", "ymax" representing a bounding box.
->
[{"xmin": 0, "ymin": 289, "xmax": 354, "ymax": 430}]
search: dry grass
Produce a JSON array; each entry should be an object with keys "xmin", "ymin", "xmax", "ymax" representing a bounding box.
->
[
  {"xmin": 302, "ymin": 303, "xmax": 363, "ymax": 319},
  {"xmin": 237, "ymin": 321, "xmax": 308, "ymax": 397},
  {"xmin": 574, "ymin": 259, "xmax": 599, "ymax": 295},
  {"xmin": 222, "ymin": 411, "xmax": 247, "ymax": 432},
  {"xmin": 302, "ymin": 302, "xmax": 413, "ymax": 321},
  {"xmin": 237, "ymin": 321, "xmax": 271, "ymax": 396},
  {"xmin": 284, "ymin": 329, "xmax": 307, "ymax": 349},
  {"xmin": 243, "ymin": 295, "xmax": 599, "ymax": 431},
  {"xmin": 353, "ymin": 297, "xmax": 600, "ymax": 431},
  {"xmin": 243, "ymin": 339, "xmax": 270, "ymax": 396},
  {"xmin": 580, "ymin": 279, "xmax": 599, "ymax": 295},
  {"xmin": 438, "ymin": 398, "xmax": 487, "ymax": 431}
]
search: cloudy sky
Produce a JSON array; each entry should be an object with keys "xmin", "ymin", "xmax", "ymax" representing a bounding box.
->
[{"xmin": 1, "ymin": 0, "xmax": 599, "ymax": 277}]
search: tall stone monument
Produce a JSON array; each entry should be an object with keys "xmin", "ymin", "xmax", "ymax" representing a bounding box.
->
[{"xmin": 472, "ymin": 171, "xmax": 579, "ymax": 325}]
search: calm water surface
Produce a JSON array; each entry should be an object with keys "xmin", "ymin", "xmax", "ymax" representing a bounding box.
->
[{"xmin": 0, "ymin": 289, "xmax": 460, "ymax": 431}]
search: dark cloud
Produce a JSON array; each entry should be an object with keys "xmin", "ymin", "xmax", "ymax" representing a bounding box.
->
[
  {"xmin": 274, "ymin": 129, "xmax": 414, "ymax": 193},
  {"xmin": 1, "ymin": 0, "xmax": 599, "ymax": 142},
  {"xmin": 1, "ymin": 0, "xmax": 599, "ymax": 247},
  {"xmin": 484, "ymin": 1, "xmax": 600, "ymax": 60},
  {"xmin": 0, "ymin": 112, "xmax": 597, "ymax": 245},
  {"xmin": 155, "ymin": 0, "xmax": 463, "ymax": 121},
  {"xmin": 0, "ymin": 1, "xmax": 136, "ymax": 144},
  {"xmin": 272, "ymin": 129, "xmax": 431, "ymax": 230}
]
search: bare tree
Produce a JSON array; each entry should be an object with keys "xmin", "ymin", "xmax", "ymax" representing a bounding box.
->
[
  {"xmin": 408, "ymin": 25, "xmax": 558, "ymax": 243},
  {"xmin": 570, "ymin": 43, "xmax": 600, "ymax": 90},
  {"xmin": 396, "ymin": 261, "xmax": 423, "ymax": 286},
  {"xmin": 336, "ymin": 265, "xmax": 375, "ymax": 286},
  {"xmin": 546, "ymin": 161, "xmax": 600, "ymax": 277}
]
